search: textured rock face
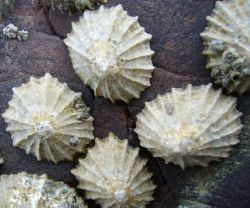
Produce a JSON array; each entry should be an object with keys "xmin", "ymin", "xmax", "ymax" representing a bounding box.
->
[
  {"xmin": 0, "ymin": 172, "xmax": 87, "ymax": 208},
  {"xmin": 72, "ymin": 133, "xmax": 156, "ymax": 208},
  {"xmin": 1, "ymin": 0, "xmax": 250, "ymax": 208}
]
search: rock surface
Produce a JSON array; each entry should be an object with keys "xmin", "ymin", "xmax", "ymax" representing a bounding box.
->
[{"xmin": 0, "ymin": 0, "xmax": 250, "ymax": 208}]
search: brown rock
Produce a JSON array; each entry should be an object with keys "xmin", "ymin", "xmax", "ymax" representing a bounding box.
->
[
  {"xmin": 47, "ymin": 8, "xmax": 79, "ymax": 38},
  {"xmin": 1, "ymin": 0, "xmax": 250, "ymax": 208}
]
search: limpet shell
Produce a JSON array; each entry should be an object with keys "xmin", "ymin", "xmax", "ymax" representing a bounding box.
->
[
  {"xmin": 71, "ymin": 133, "xmax": 156, "ymax": 208},
  {"xmin": 2, "ymin": 73, "xmax": 94, "ymax": 163},
  {"xmin": 0, "ymin": 172, "xmax": 87, "ymax": 208},
  {"xmin": 64, "ymin": 5, "xmax": 154, "ymax": 103},
  {"xmin": 201, "ymin": 0, "xmax": 250, "ymax": 94},
  {"xmin": 135, "ymin": 84, "xmax": 243, "ymax": 169}
]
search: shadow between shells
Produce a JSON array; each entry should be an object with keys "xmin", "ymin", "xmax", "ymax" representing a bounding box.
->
[{"xmin": 1, "ymin": 0, "xmax": 250, "ymax": 208}]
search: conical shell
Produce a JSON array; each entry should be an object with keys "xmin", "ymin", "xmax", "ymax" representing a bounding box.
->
[
  {"xmin": 0, "ymin": 172, "xmax": 87, "ymax": 208},
  {"xmin": 201, "ymin": 0, "xmax": 250, "ymax": 94},
  {"xmin": 64, "ymin": 5, "xmax": 154, "ymax": 103},
  {"xmin": 2, "ymin": 73, "xmax": 94, "ymax": 163},
  {"xmin": 135, "ymin": 84, "xmax": 243, "ymax": 169},
  {"xmin": 71, "ymin": 133, "xmax": 156, "ymax": 208}
]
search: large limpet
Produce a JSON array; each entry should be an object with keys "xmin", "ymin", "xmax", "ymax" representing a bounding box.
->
[
  {"xmin": 64, "ymin": 5, "xmax": 154, "ymax": 103},
  {"xmin": 2, "ymin": 73, "xmax": 94, "ymax": 163},
  {"xmin": 0, "ymin": 172, "xmax": 87, "ymax": 208},
  {"xmin": 71, "ymin": 133, "xmax": 156, "ymax": 208},
  {"xmin": 201, "ymin": 0, "xmax": 250, "ymax": 94},
  {"xmin": 135, "ymin": 84, "xmax": 243, "ymax": 168}
]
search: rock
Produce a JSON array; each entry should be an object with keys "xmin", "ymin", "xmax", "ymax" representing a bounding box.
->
[
  {"xmin": 1, "ymin": 0, "xmax": 250, "ymax": 207},
  {"xmin": 47, "ymin": 8, "xmax": 79, "ymax": 38}
]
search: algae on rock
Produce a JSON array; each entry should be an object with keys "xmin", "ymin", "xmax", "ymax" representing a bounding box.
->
[
  {"xmin": 42, "ymin": 0, "xmax": 107, "ymax": 14},
  {"xmin": 0, "ymin": 0, "xmax": 14, "ymax": 20}
]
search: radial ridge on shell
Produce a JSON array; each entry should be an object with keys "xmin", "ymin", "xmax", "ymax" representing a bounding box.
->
[
  {"xmin": 201, "ymin": 0, "xmax": 250, "ymax": 94},
  {"xmin": 72, "ymin": 133, "xmax": 156, "ymax": 208},
  {"xmin": 135, "ymin": 84, "xmax": 243, "ymax": 169},
  {"xmin": 2, "ymin": 73, "xmax": 94, "ymax": 163},
  {"xmin": 64, "ymin": 5, "xmax": 155, "ymax": 103}
]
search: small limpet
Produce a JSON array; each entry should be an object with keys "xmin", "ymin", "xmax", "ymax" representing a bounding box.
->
[{"xmin": 0, "ymin": 0, "xmax": 14, "ymax": 20}]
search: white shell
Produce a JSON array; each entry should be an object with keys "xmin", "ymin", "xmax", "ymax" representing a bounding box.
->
[
  {"xmin": 0, "ymin": 172, "xmax": 87, "ymax": 208},
  {"xmin": 2, "ymin": 73, "xmax": 94, "ymax": 163},
  {"xmin": 135, "ymin": 84, "xmax": 243, "ymax": 169},
  {"xmin": 64, "ymin": 5, "xmax": 154, "ymax": 103},
  {"xmin": 71, "ymin": 133, "xmax": 156, "ymax": 208},
  {"xmin": 201, "ymin": 0, "xmax": 250, "ymax": 94}
]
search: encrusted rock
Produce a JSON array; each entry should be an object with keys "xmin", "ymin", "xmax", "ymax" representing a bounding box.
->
[
  {"xmin": 42, "ymin": 0, "xmax": 107, "ymax": 14},
  {"xmin": 0, "ymin": 0, "xmax": 14, "ymax": 20},
  {"xmin": 0, "ymin": 172, "xmax": 87, "ymax": 207}
]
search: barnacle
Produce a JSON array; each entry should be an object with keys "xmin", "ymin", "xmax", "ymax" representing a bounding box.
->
[
  {"xmin": 42, "ymin": 0, "xmax": 108, "ymax": 14},
  {"xmin": 2, "ymin": 23, "xmax": 18, "ymax": 39},
  {"xmin": 17, "ymin": 29, "xmax": 29, "ymax": 41},
  {"xmin": 0, "ymin": 172, "xmax": 87, "ymax": 208},
  {"xmin": 3, "ymin": 24, "xmax": 29, "ymax": 41},
  {"xmin": 72, "ymin": 133, "xmax": 156, "ymax": 208},
  {"xmin": 2, "ymin": 73, "xmax": 94, "ymax": 163},
  {"xmin": 201, "ymin": 0, "xmax": 250, "ymax": 94},
  {"xmin": 64, "ymin": 5, "xmax": 154, "ymax": 103},
  {"xmin": 135, "ymin": 84, "xmax": 243, "ymax": 169}
]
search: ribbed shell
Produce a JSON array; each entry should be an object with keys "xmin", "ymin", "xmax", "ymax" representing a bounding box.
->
[
  {"xmin": 0, "ymin": 172, "xmax": 87, "ymax": 208},
  {"xmin": 71, "ymin": 133, "xmax": 156, "ymax": 208},
  {"xmin": 135, "ymin": 84, "xmax": 243, "ymax": 169},
  {"xmin": 64, "ymin": 5, "xmax": 154, "ymax": 103},
  {"xmin": 2, "ymin": 73, "xmax": 94, "ymax": 163},
  {"xmin": 201, "ymin": 0, "xmax": 250, "ymax": 94}
]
